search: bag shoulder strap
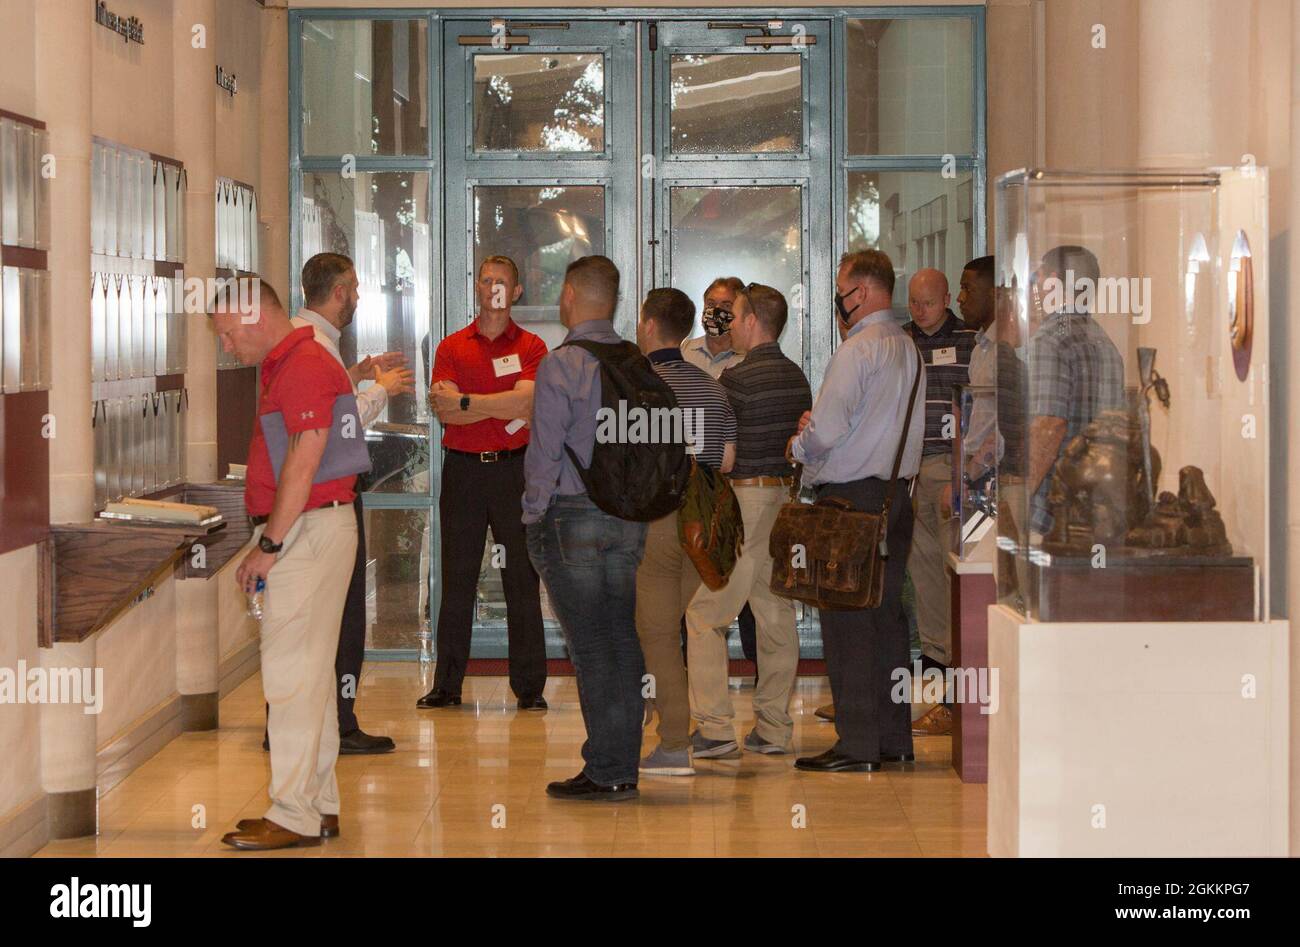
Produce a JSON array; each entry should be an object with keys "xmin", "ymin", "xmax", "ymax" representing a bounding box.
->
[
  {"xmin": 560, "ymin": 338, "xmax": 638, "ymax": 362},
  {"xmin": 879, "ymin": 346, "xmax": 924, "ymax": 523}
]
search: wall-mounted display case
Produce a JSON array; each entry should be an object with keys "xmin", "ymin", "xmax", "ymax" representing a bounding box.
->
[
  {"xmin": 91, "ymin": 138, "xmax": 189, "ymax": 509},
  {"xmin": 216, "ymin": 177, "xmax": 259, "ymax": 275},
  {"xmin": 215, "ymin": 178, "xmax": 260, "ymax": 371},
  {"xmin": 91, "ymin": 139, "xmax": 187, "ymax": 263},
  {"xmin": 0, "ymin": 112, "xmax": 52, "ymax": 394},
  {"xmin": 993, "ymin": 167, "xmax": 1269, "ymax": 623}
]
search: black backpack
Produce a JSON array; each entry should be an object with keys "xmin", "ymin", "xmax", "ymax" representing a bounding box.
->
[{"xmin": 561, "ymin": 339, "xmax": 692, "ymax": 522}]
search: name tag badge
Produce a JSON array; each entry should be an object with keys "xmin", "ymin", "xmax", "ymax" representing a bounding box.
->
[
  {"xmin": 493, "ymin": 353, "xmax": 522, "ymax": 378},
  {"xmin": 932, "ymin": 346, "xmax": 958, "ymax": 366}
]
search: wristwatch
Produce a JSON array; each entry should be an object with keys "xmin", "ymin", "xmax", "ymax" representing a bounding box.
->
[
  {"xmin": 460, "ymin": 394, "xmax": 471, "ymax": 411},
  {"xmin": 258, "ymin": 535, "xmax": 283, "ymax": 554}
]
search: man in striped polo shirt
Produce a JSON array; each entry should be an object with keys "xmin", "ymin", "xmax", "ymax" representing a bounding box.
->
[
  {"xmin": 902, "ymin": 268, "xmax": 976, "ymax": 737},
  {"xmin": 685, "ymin": 284, "xmax": 811, "ymax": 758},
  {"xmin": 634, "ymin": 288, "xmax": 737, "ymax": 777}
]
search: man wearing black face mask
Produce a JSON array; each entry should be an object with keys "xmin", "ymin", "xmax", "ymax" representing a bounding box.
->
[
  {"xmin": 682, "ymin": 276, "xmax": 746, "ymax": 378},
  {"xmin": 791, "ymin": 250, "xmax": 924, "ymax": 772}
]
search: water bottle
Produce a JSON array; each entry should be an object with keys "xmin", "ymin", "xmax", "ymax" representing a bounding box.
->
[
  {"xmin": 417, "ymin": 619, "xmax": 434, "ymax": 672},
  {"xmin": 247, "ymin": 577, "xmax": 266, "ymax": 622}
]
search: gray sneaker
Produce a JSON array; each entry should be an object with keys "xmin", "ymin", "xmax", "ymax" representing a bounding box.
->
[
  {"xmin": 690, "ymin": 729, "xmax": 740, "ymax": 759},
  {"xmin": 639, "ymin": 745, "xmax": 695, "ymax": 776},
  {"xmin": 743, "ymin": 728, "xmax": 789, "ymax": 755}
]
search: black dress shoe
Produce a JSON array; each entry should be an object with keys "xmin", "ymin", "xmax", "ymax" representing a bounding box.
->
[
  {"xmin": 546, "ymin": 773, "xmax": 639, "ymax": 801},
  {"xmin": 880, "ymin": 751, "xmax": 915, "ymax": 764},
  {"xmin": 794, "ymin": 748, "xmax": 880, "ymax": 773},
  {"xmin": 416, "ymin": 689, "xmax": 462, "ymax": 709},
  {"xmin": 517, "ymin": 695, "xmax": 548, "ymax": 711},
  {"xmin": 339, "ymin": 729, "xmax": 396, "ymax": 755}
]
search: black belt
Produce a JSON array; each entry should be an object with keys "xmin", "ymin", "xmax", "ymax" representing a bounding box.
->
[
  {"xmin": 445, "ymin": 446, "xmax": 526, "ymax": 463},
  {"xmin": 249, "ymin": 499, "xmax": 346, "ymax": 528}
]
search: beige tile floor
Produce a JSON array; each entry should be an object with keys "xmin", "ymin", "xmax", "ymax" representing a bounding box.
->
[{"xmin": 34, "ymin": 664, "xmax": 987, "ymax": 857}]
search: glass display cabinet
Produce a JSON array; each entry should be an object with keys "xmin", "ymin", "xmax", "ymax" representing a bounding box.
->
[{"xmin": 993, "ymin": 167, "xmax": 1269, "ymax": 622}]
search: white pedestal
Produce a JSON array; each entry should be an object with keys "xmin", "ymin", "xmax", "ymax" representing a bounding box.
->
[{"xmin": 987, "ymin": 605, "xmax": 1289, "ymax": 856}]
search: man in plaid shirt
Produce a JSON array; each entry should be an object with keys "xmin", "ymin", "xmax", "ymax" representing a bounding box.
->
[{"xmin": 1026, "ymin": 245, "xmax": 1126, "ymax": 535}]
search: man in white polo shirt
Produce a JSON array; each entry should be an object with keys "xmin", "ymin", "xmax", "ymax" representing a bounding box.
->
[{"xmin": 289, "ymin": 252, "xmax": 414, "ymax": 754}]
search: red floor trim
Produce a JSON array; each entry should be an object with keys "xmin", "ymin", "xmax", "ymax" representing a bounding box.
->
[{"xmin": 464, "ymin": 658, "xmax": 826, "ymax": 676}]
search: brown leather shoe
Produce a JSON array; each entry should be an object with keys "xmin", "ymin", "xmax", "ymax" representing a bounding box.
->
[
  {"xmin": 911, "ymin": 705, "xmax": 953, "ymax": 736},
  {"xmin": 222, "ymin": 818, "xmax": 322, "ymax": 850},
  {"xmin": 814, "ymin": 703, "xmax": 835, "ymax": 722},
  {"xmin": 236, "ymin": 815, "xmax": 338, "ymax": 838}
]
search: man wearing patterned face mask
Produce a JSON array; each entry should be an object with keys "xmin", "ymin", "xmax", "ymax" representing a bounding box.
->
[
  {"xmin": 682, "ymin": 276, "xmax": 746, "ymax": 378},
  {"xmin": 681, "ymin": 276, "xmax": 759, "ymax": 680}
]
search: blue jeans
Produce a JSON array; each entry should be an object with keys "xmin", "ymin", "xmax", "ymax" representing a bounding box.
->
[{"xmin": 527, "ymin": 495, "xmax": 647, "ymax": 786}]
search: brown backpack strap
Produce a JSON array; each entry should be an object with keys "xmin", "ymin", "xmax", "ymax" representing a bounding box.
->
[{"xmin": 878, "ymin": 347, "xmax": 924, "ymax": 548}]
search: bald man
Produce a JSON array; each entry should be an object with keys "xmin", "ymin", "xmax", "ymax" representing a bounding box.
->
[
  {"xmin": 902, "ymin": 268, "xmax": 976, "ymax": 737},
  {"xmin": 211, "ymin": 279, "xmax": 363, "ymax": 849}
]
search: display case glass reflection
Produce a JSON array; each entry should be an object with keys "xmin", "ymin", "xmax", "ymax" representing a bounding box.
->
[
  {"xmin": 993, "ymin": 168, "xmax": 1268, "ymax": 622},
  {"xmin": 951, "ymin": 383, "xmax": 997, "ymax": 561}
]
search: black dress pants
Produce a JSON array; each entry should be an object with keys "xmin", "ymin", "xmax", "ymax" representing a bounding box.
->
[
  {"xmin": 335, "ymin": 494, "xmax": 368, "ymax": 734},
  {"xmin": 815, "ymin": 477, "xmax": 915, "ymax": 761},
  {"xmin": 433, "ymin": 450, "xmax": 547, "ymax": 699}
]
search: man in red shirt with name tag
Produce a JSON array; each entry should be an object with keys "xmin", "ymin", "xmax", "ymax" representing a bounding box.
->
[
  {"xmin": 417, "ymin": 255, "xmax": 550, "ymax": 711},
  {"xmin": 210, "ymin": 279, "xmax": 361, "ymax": 850}
]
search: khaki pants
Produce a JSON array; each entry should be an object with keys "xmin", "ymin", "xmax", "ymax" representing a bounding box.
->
[
  {"xmin": 908, "ymin": 453, "xmax": 954, "ymax": 666},
  {"xmin": 685, "ymin": 483, "xmax": 798, "ymax": 747},
  {"xmin": 257, "ymin": 504, "xmax": 357, "ymax": 837},
  {"xmin": 635, "ymin": 512, "xmax": 700, "ymax": 752}
]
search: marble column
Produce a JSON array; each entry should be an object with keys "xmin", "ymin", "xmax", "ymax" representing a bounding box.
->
[
  {"xmin": 172, "ymin": 0, "xmax": 221, "ymax": 731},
  {"xmin": 35, "ymin": 0, "xmax": 97, "ymax": 839},
  {"xmin": 259, "ymin": 1, "xmax": 291, "ymax": 300}
]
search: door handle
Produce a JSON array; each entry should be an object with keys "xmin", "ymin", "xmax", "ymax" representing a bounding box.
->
[
  {"xmin": 458, "ymin": 35, "xmax": 530, "ymax": 48},
  {"xmin": 743, "ymin": 35, "xmax": 817, "ymax": 47}
]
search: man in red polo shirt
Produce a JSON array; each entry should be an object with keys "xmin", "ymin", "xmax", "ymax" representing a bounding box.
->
[
  {"xmin": 417, "ymin": 255, "xmax": 550, "ymax": 710},
  {"xmin": 209, "ymin": 279, "xmax": 361, "ymax": 851}
]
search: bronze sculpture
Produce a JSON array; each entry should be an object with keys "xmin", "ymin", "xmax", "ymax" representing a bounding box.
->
[{"xmin": 1041, "ymin": 410, "xmax": 1230, "ymax": 559}]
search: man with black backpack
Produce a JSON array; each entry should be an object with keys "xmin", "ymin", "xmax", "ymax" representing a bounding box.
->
[{"xmin": 523, "ymin": 256, "xmax": 690, "ymax": 801}]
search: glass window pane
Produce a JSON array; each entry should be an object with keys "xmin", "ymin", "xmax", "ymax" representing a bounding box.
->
[
  {"xmin": 365, "ymin": 507, "xmax": 433, "ymax": 650},
  {"xmin": 302, "ymin": 18, "xmax": 429, "ymax": 156},
  {"xmin": 473, "ymin": 54, "xmax": 605, "ymax": 153},
  {"xmin": 301, "ymin": 171, "xmax": 433, "ymax": 493},
  {"xmin": 670, "ymin": 185, "xmax": 803, "ymax": 364},
  {"xmin": 846, "ymin": 18, "xmax": 973, "ymax": 155},
  {"xmin": 670, "ymin": 54, "xmax": 802, "ymax": 154},
  {"xmin": 472, "ymin": 184, "xmax": 605, "ymax": 350},
  {"xmin": 847, "ymin": 170, "xmax": 973, "ymax": 310}
]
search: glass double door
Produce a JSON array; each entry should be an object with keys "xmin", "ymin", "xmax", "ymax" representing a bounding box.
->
[
  {"xmin": 435, "ymin": 17, "xmax": 832, "ymax": 654},
  {"xmin": 442, "ymin": 16, "xmax": 832, "ymax": 360}
]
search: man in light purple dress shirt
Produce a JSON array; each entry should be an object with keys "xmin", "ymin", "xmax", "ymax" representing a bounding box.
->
[{"xmin": 523, "ymin": 256, "xmax": 648, "ymax": 802}]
